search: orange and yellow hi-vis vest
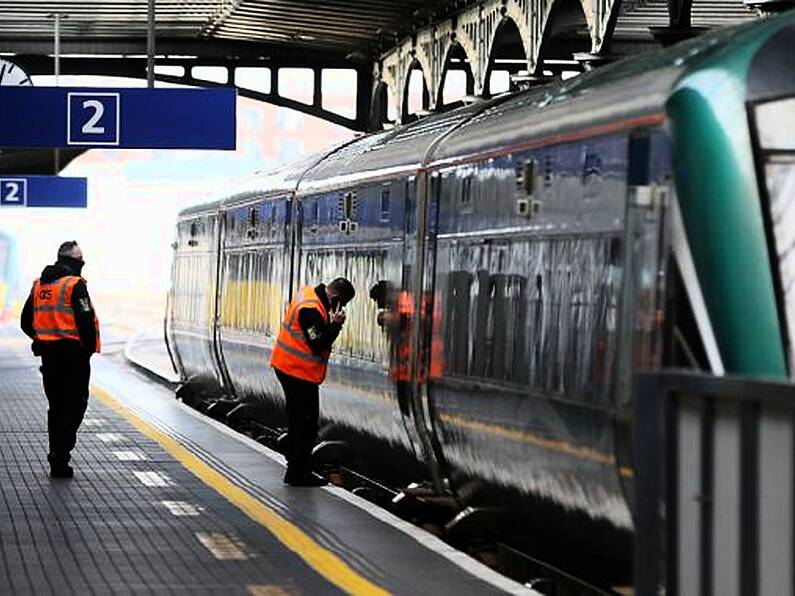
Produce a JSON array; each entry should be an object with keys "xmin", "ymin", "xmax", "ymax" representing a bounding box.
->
[
  {"xmin": 31, "ymin": 276, "xmax": 101, "ymax": 353},
  {"xmin": 270, "ymin": 286, "xmax": 330, "ymax": 384}
]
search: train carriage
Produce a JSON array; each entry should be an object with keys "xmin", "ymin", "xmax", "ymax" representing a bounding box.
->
[{"xmin": 167, "ymin": 11, "xmax": 795, "ymax": 583}]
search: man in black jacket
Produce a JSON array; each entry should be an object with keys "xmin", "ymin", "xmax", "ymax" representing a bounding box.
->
[
  {"xmin": 271, "ymin": 278, "xmax": 354, "ymax": 486},
  {"xmin": 21, "ymin": 241, "xmax": 100, "ymax": 478}
]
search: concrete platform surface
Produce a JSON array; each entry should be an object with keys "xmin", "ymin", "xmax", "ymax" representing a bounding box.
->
[{"xmin": 0, "ymin": 328, "xmax": 535, "ymax": 595}]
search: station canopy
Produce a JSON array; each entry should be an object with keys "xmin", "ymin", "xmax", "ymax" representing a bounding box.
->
[
  {"xmin": 0, "ymin": 1, "xmax": 460, "ymax": 54},
  {"xmin": 0, "ymin": 0, "xmax": 755, "ymax": 174},
  {"xmin": 0, "ymin": 0, "xmax": 754, "ymax": 56}
]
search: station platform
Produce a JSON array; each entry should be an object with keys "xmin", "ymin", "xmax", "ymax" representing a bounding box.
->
[{"xmin": 0, "ymin": 328, "xmax": 532, "ymax": 595}]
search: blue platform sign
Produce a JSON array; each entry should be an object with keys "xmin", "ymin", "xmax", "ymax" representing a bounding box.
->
[
  {"xmin": 0, "ymin": 176, "xmax": 87, "ymax": 208},
  {"xmin": 0, "ymin": 87, "xmax": 236, "ymax": 149}
]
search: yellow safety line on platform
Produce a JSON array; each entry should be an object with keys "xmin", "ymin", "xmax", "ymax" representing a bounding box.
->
[{"xmin": 90, "ymin": 385, "xmax": 389, "ymax": 596}]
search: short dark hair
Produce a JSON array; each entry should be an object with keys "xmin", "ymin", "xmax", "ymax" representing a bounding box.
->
[
  {"xmin": 369, "ymin": 280, "xmax": 389, "ymax": 308},
  {"xmin": 328, "ymin": 277, "xmax": 355, "ymax": 303},
  {"xmin": 57, "ymin": 241, "xmax": 79, "ymax": 258}
]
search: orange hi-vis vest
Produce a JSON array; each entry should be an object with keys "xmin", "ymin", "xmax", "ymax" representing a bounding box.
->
[
  {"xmin": 390, "ymin": 290, "xmax": 444, "ymax": 383},
  {"xmin": 390, "ymin": 291, "xmax": 413, "ymax": 382},
  {"xmin": 32, "ymin": 276, "xmax": 101, "ymax": 352},
  {"xmin": 270, "ymin": 286, "xmax": 330, "ymax": 384}
]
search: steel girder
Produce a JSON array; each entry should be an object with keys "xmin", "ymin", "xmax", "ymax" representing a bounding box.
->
[{"xmin": 8, "ymin": 48, "xmax": 374, "ymax": 132}]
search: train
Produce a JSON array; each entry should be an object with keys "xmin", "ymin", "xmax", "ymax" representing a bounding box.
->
[{"xmin": 166, "ymin": 11, "xmax": 795, "ymax": 586}]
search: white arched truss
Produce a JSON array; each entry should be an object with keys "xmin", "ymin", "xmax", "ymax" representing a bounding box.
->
[
  {"xmin": 435, "ymin": 41, "xmax": 475, "ymax": 108},
  {"xmin": 375, "ymin": 0, "xmax": 619, "ymax": 124}
]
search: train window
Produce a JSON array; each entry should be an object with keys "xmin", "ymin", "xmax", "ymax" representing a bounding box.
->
[
  {"xmin": 516, "ymin": 159, "xmax": 535, "ymax": 196},
  {"xmin": 445, "ymin": 271, "xmax": 474, "ymax": 375},
  {"xmin": 755, "ymin": 96, "xmax": 795, "ymax": 150},
  {"xmin": 380, "ymin": 185, "xmax": 391, "ymax": 222},
  {"xmin": 582, "ymin": 152, "xmax": 602, "ymax": 184},
  {"xmin": 248, "ymin": 207, "xmax": 259, "ymax": 239},
  {"xmin": 267, "ymin": 207, "xmax": 276, "ymax": 237},
  {"xmin": 441, "ymin": 236, "xmax": 620, "ymax": 400},
  {"xmin": 188, "ymin": 221, "xmax": 201, "ymax": 246},
  {"xmin": 470, "ymin": 269, "xmax": 490, "ymax": 377},
  {"xmin": 307, "ymin": 201, "xmax": 320, "ymax": 233},
  {"xmin": 225, "ymin": 211, "xmax": 235, "ymax": 232},
  {"xmin": 339, "ymin": 191, "xmax": 358, "ymax": 220},
  {"xmin": 543, "ymin": 154, "xmax": 553, "ymax": 188},
  {"xmin": 663, "ymin": 264, "xmax": 709, "ymax": 370},
  {"xmin": 460, "ymin": 176, "xmax": 473, "ymax": 209},
  {"xmin": 606, "ymin": 236, "xmax": 618, "ymax": 262}
]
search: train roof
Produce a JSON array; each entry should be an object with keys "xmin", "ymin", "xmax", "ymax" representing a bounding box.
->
[
  {"xmin": 299, "ymin": 15, "xmax": 785, "ymax": 187},
  {"xmin": 178, "ymin": 146, "xmax": 346, "ymax": 217},
  {"xmin": 431, "ymin": 15, "xmax": 784, "ymax": 164},
  {"xmin": 298, "ymin": 99, "xmax": 496, "ymax": 194},
  {"xmin": 178, "ymin": 13, "xmax": 792, "ymax": 218}
]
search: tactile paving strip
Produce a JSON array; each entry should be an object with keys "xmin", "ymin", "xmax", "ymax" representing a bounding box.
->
[{"xmin": 0, "ymin": 340, "xmax": 342, "ymax": 596}]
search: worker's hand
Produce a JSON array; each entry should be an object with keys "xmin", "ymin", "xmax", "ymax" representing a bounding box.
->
[{"xmin": 330, "ymin": 303, "xmax": 346, "ymax": 325}]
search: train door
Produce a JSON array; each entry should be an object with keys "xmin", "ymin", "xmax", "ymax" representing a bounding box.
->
[
  {"xmin": 615, "ymin": 130, "xmax": 671, "ymax": 498},
  {"xmin": 287, "ymin": 193, "xmax": 301, "ymax": 306},
  {"xmin": 400, "ymin": 172, "xmax": 448, "ymax": 490},
  {"xmin": 164, "ymin": 238, "xmax": 183, "ymax": 376},
  {"xmin": 616, "ymin": 131, "xmax": 670, "ymax": 403},
  {"xmin": 212, "ymin": 210, "xmax": 236, "ymax": 396}
]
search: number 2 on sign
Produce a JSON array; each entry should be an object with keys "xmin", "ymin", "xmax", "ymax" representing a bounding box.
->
[
  {"xmin": 4, "ymin": 182, "xmax": 20, "ymax": 203},
  {"xmin": 81, "ymin": 100, "xmax": 106, "ymax": 134}
]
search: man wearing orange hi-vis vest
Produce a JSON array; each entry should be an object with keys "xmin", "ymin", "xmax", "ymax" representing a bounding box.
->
[
  {"xmin": 271, "ymin": 278, "xmax": 355, "ymax": 487},
  {"xmin": 20, "ymin": 241, "xmax": 100, "ymax": 479}
]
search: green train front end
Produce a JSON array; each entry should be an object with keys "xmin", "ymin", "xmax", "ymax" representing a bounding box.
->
[{"xmin": 669, "ymin": 12, "xmax": 795, "ymax": 379}]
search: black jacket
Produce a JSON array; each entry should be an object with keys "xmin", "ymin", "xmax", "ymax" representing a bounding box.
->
[
  {"xmin": 20, "ymin": 257, "xmax": 98, "ymax": 357},
  {"xmin": 298, "ymin": 284, "xmax": 342, "ymax": 355}
]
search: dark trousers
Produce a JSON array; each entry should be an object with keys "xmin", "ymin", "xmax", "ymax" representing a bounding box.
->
[
  {"xmin": 274, "ymin": 369, "xmax": 319, "ymax": 475},
  {"xmin": 40, "ymin": 349, "xmax": 90, "ymax": 465}
]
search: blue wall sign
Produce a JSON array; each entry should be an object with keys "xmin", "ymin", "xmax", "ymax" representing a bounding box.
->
[
  {"xmin": 0, "ymin": 87, "xmax": 236, "ymax": 150},
  {"xmin": 0, "ymin": 176, "xmax": 87, "ymax": 208}
]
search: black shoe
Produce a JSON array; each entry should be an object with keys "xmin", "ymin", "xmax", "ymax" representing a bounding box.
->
[
  {"xmin": 47, "ymin": 454, "xmax": 73, "ymax": 479},
  {"xmin": 50, "ymin": 464, "xmax": 74, "ymax": 479},
  {"xmin": 283, "ymin": 471, "xmax": 328, "ymax": 487}
]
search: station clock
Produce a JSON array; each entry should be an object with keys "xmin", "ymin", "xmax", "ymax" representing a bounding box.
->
[{"xmin": 0, "ymin": 59, "xmax": 32, "ymax": 86}]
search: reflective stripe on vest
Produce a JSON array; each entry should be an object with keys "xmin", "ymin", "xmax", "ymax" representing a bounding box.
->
[
  {"xmin": 31, "ymin": 276, "xmax": 101, "ymax": 352},
  {"xmin": 270, "ymin": 287, "xmax": 330, "ymax": 384}
]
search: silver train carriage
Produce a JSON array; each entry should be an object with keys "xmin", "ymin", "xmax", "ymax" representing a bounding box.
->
[{"xmin": 167, "ymin": 12, "xmax": 795, "ymax": 582}]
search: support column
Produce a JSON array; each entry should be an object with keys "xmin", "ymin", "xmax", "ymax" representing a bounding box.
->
[
  {"xmin": 147, "ymin": 0, "xmax": 156, "ymax": 87},
  {"xmin": 649, "ymin": 0, "xmax": 708, "ymax": 46},
  {"xmin": 49, "ymin": 13, "xmax": 65, "ymax": 174}
]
